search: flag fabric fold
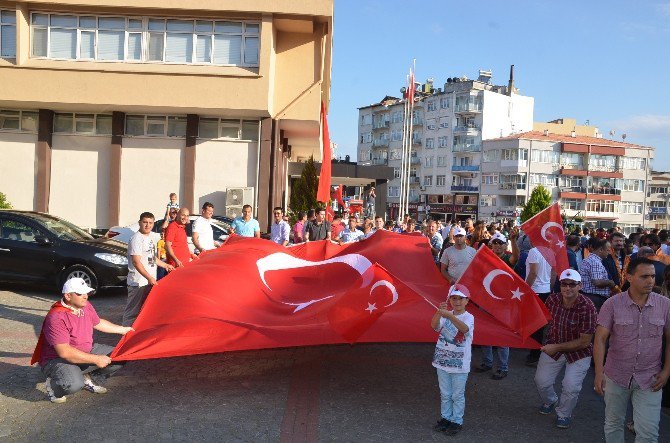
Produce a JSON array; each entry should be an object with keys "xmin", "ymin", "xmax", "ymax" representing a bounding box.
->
[
  {"xmin": 521, "ymin": 202, "xmax": 569, "ymax": 275},
  {"xmin": 111, "ymin": 231, "xmax": 542, "ymax": 362}
]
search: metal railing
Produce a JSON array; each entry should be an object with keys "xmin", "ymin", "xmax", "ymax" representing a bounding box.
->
[
  {"xmin": 499, "ymin": 183, "xmax": 526, "ymax": 190},
  {"xmin": 454, "ymin": 125, "xmax": 480, "ymax": 133},
  {"xmin": 453, "ymin": 143, "xmax": 481, "ymax": 152},
  {"xmin": 372, "ymin": 138, "xmax": 389, "ymax": 147},
  {"xmin": 452, "ymin": 165, "xmax": 480, "ymax": 172},
  {"xmin": 455, "ymin": 103, "xmax": 482, "ymax": 112},
  {"xmin": 451, "ymin": 185, "xmax": 479, "ymax": 192}
]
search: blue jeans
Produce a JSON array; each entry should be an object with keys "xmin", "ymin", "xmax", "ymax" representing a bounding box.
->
[
  {"xmin": 603, "ymin": 374, "xmax": 662, "ymax": 443},
  {"xmin": 481, "ymin": 346, "xmax": 509, "ymax": 372},
  {"xmin": 436, "ymin": 369, "xmax": 468, "ymax": 425}
]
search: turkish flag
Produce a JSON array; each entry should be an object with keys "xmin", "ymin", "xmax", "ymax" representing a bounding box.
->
[
  {"xmin": 110, "ymin": 231, "xmax": 541, "ymax": 362},
  {"xmin": 328, "ymin": 264, "xmax": 422, "ymax": 344},
  {"xmin": 316, "ymin": 102, "xmax": 331, "ymax": 203},
  {"xmin": 521, "ymin": 202, "xmax": 569, "ymax": 275},
  {"xmin": 456, "ymin": 246, "xmax": 551, "ymax": 340}
]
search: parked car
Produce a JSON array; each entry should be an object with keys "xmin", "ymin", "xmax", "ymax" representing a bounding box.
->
[
  {"xmin": 0, "ymin": 210, "xmax": 128, "ymax": 291},
  {"xmin": 107, "ymin": 216, "xmax": 232, "ymax": 254}
]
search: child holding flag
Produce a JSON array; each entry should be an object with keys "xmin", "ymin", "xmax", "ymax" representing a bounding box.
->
[{"xmin": 430, "ymin": 285, "xmax": 474, "ymax": 435}]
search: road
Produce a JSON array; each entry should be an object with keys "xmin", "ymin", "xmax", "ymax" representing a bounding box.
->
[{"xmin": 1, "ymin": 285, "xmax": 668, "ymax": 442}]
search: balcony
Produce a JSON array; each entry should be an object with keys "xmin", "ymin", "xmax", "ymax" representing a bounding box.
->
[
  {"xmin": 452, "ymin": 165, "xmax": 480, "ymax": 172},
  {"xmin": 499, "ymin": 183, "xmax": 527, "ymax": 191},
  {"xmin": 451, "ymin": 185, "xmax": 479, "ymax": 193},
  {"xmin": 455, "ymin": 103, "xmax": 482, "ymax": 113},
  {"xmin": 589, "ymin": 187, "xmax": 621, "ymax": 196},
  {"xmin": 409, "ymin": 176, "xmax": 421, "ymax": 184},
  {"xmin": 412, "ymin": 119, "xmax": 424, "ymax": 126},
  {"xmin": 588, "ymin": 164, "xmax": 622, "ymax": 173},
  {"xmin": 410, "ymin": 157, "xmax": 421, "ymax": 165},
  {"xmin": 371, "ymin": 158, "xmax": 388, "ymax": 166},
  {"xmin": 453, "ymin": 125, "xmax": 480, "ymax": 135},
  {"xmin": 412, "ymin": 138, "xmax": 422, "ymax": 146},
  {"xmin": 372, "ymin": 138, "xmax": 389, "ymax": 147},
  {"xmin": 372, "ymin": 120, "xmax": 390, "ymax": 130},
  {"xmin": 453, "ymin": 143, "xmax": 481, "ymax": 153}
]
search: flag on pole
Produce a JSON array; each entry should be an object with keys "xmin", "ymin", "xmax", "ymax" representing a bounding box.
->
[
  {"xmin": 316, "ymin": 101, "xmax": 332, "ymax": 203},
  {"xmin": 521, "ymin": 202, "xmax": 570, "ymax": 276}
]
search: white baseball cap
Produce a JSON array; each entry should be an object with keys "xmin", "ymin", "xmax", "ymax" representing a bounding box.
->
[
  {"xmin": 448, "ymin": 285, "xmax": 469, "ymax": 298},
  {"xmin": 452, "ymin": 227, "xmax": 466, "ymax": 237},
  {"xmin": 62, "ymin": 277, "xmax": 95, "ymax": 295},
  {"xmin": 491, "ymin": 232, "xmax": 507, "ymax": 243},
  {"xmin": 559, "ymin": 269, "xmax": 582, "ymax": 283}
]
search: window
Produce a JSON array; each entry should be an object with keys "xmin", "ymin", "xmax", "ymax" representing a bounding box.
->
[
  {"xmin": 621, "ymin": 157, "xmax": 646, "ymax": 170},
  {"xmin": 425, "ymin": 156, "xmax": 434, "ymax": 167},
  {"xmin": 439, "ymin": 97, "xmax": 449, "ymax": 109},
  {"xmin": 124, "ymin": 114, "xmax": 188, "ymax": 137},
  {"xmin": 501, "ymin": 148, "xmax": 527, "ymax": 161},
  {"xmin": 425, "ymin": 138, "xmax": 435, "ymax": 149},
  {"xmin": 393, "ymin": 168, "xmax": 400, "ymax": 179},
  {"xmin": 480, "ymin": 195, "xmax": 497, "ymax": 207},
  {"xmin": 622, "ymin": 179, "xmax": 644, "ymax": 192},
  {"xmin": 531, "ymin": 150, "xmax": 560, "ymax": 164},
  {"xmin": 0, "ymin": 219, "xmax": 40, "ymax": 243},
  {"xmin": 561, "ymin": 199, "xmax": 584, "ymax": 210},
  {"xmin": 437, "ymin": 156, "xmax": 446, "ymax": 166},
  {"xmin": 438, "ymin": 136, "xmax": 448, "ymax": 148},
  {"xmin": 559, "ymin": 176, "xmax": 584, "ymax": 188},
  {"xmin": 196, "ymin": 118, "xmax": 259, "ymax": 140},
  {"xmin": 530, "ymin": 174, "xmax": 556, "ymax": 186},
  {"xmin": 482, "ymin": 174, "xmax": 499, "ymax": 185},
  {"xmin": 426, "ymin": 101, "xmax": 436, "ymax": 112},
  {"xmin": 436, "ymin": 175, "xmax": 446, "ymax": 186},
  {"xmin": 438, "ymin": 117, "xmax": 449, "ymax": 128},
  {"xmin": 424, "ymin": 176, "xmax": 432, "ymax": 186},
  {"xmin": 359, "ymin": 131, "xmax": 372, "ymax": 144},
  {"xmin": 390, "ymin": 149, "xmax": 401, "ymax": 160},
  {"xmin": 360, "ymin": 114, "xmax": 372, "ymax": 125},
  {"xmin": 483, "ymin": 149, "xmax": 499, "ymax": 162},
  {"xmin": 0, "ymin": 10, "xmax": 16, "ymax": 58},
  {"xmin": 30, "ymin": 13, "xmax": 260, "ymax": 66},
  {"xmin": 391, "ymin": 111, "xmax": 403, "ymax": 123},
  {"xmin": 560, "ymin": 153, "xmax": 585, "ymax": 167},
  {"xmin": 391, "ymin": 130, "xmax": 402, "ymax": 141},
  {"xmin": 0, "ymin": 110, "xmax": 39, "ymax": 132},
  {"xmin": 586, "ymin": 200, "xmax": 617, "ymax": 213},
  {"xmin": 388, "ymin": 186, "xmax": 399, "ymax": 197},
  {"xmin": 427, "ymin": 119, "xmax": 436, "ymax": 130},
  {"xmin": 650, "ymin": 186, "xmax": 669, "ymax": 194},
  {"xmin": 620, "ymin": 201, "xmax": 642, "ymax": 214},
  {"xmin": 52, "ymin": 113, "xmax": 112, "ymax": 135}
]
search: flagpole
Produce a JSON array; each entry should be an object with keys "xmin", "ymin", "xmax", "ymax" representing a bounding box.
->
[
  {"xmin": 399, "ymin": 74, "xmax": 410, "ymax": 221},
  {"xmin": 404, "ymin": 66, "xmax": 415, "ymax": 219}
]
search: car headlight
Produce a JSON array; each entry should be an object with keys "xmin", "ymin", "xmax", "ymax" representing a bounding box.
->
[{"xmin": 95, "ymin": 253, "xmax": 128, "ymax": 265}]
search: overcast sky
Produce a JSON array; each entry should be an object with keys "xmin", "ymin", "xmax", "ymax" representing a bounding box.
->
[{"xmin": 327, "ymin": 0, "xmax": 670, "ymax": 170}]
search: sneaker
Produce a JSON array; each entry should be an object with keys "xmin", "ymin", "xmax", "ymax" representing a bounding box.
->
[
  {"xmin": 491, "ymin": 370, "xmax": 508, "ymax": 380},
  {"xmin": 45, "ymin": 378, "xmax": 66, "ymax": 404},
  {"xmin": 539, "ymin": 402, "xmax": 556, "ymax": 415},
  {"xmin": 556, "ymin": 417, "xmax": 571, "ymax": 429},
  {"xmin": 445, "ymin": 423, "xmax": 463, "ymax": 435},
  {"xmin": 83, "ymin": 374, "xmax": 108, "ymax": 394},
  {"xmin": 433, "ymin": 418, "xmax": 452, "ymax": 432},
  {"xmin": 473, "ymin": 364, "xmax": 493, "ymax": 373}
]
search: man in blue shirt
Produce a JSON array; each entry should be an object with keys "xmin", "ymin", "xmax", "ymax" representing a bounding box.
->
[
  {"xmin": 231, "ymin": 205, "xmax": 260, "ymax": 238},
  {"xmin": 270, "ymin": 207, "xmax": 290, "ymax": 246},
  {"xmin": 336, "ymin": 216, "xmax": 364, "ymax": 244}
]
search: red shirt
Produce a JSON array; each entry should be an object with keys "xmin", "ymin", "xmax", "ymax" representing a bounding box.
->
[
  {"xmin": 545, "ymin": 293, "xmax": 597, "ymax": 363},
  {"xmin": 165, "ymin": 222, "xmax": 190, "ymax": 266},
  {"xmin": 40, "ymin": 302, "xmax": 100, "ymax": 367}
]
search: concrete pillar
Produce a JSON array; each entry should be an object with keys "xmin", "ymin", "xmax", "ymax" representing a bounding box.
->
[
  {"xmin": 108, "ymin": 111, "xmax": 124, "ymax": 227},
  {"xmin": 35, "ymin": 109, "xmax": 54, "ymax": 213},
  {"xmin": 183, "ymin": 114, "xmax": 198, "ymax": 212},
  {"xmin": 257, "ymin": 118, "xmax": 274, "ymax": 230}
]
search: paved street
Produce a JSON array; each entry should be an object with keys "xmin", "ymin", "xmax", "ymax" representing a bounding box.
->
[{"xmin": 1, "ymin": 285, "xmax": 669, "ymax": 442}]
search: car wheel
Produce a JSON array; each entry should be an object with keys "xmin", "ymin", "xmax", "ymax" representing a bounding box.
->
[{"xmin": 62, "ymin": 265, "xmax": 99, "ymax": 292}]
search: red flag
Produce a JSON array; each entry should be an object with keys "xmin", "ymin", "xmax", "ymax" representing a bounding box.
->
[
  {"xmin": 110, "ymin": 231, "xmax": 542, "ymax": 362},
  {"xmin": 456, "ymin": 246, "xmax": 550, "ymax": 340},
  {"xmin": 328, "ymin": 264, "xmax": 422, "ymax": 344},
  {"xmin": 325, "ymin": 206, "xmax": 334, "ymax": 222},
  {"xmin": 316, "ymin": 102, "xmax": 331, "ymax": 203},
  {"xmin": 521, "ymin": 202, "xmax": 569, "ymax": 275},
  {"xmin": 332, "ymin": 185, "xmax": 345, "ymax": 208}
]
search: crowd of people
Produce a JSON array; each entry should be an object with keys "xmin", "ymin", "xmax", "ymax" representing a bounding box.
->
[{"xmin": 31, "ymin": 195, "xmax": 670, "ymax": 442}]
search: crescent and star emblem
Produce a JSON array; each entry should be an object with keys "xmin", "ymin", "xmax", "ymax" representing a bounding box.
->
[
  {"xmin": 541, "ymin": 221, "xmax": 565, "ymax": 248},
  {"xmin": 482, "ymin": 270, "xmax": 524, "ymax": 301}
]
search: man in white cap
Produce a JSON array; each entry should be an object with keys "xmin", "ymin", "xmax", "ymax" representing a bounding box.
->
[
  {"xmin": 533, "ymin": 269, "xmax": 597, "ymax": 429},
  {"xmin": 440, "ymin": 226, "xmax": 476, "ymax": 284},
  {"xmin": 30, "ymin": 277, "xmax": 134, "ymax": 403}
]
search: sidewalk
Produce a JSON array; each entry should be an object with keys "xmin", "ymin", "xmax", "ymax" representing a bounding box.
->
[{"xmin": 1, "ymin": 285, "xmax": 668, "ymax": 441}]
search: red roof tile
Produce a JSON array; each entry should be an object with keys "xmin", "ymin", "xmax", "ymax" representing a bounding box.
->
[{"xmin": 487, "ymin": 131, "xmax": 651, "ymax": 149}]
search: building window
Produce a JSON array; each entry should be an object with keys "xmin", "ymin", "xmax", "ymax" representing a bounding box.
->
[
  {"xmin": 439, "ymin": 97, "xmax": 449, "ymax": 109},
  {"xmin": 30, "ymin": 13, "xmax": 260, "ymax": 67},
  {"xmin": 482, "ymin": 174, "xmax": 499, "ymax": 185},
  {"xmin": 425, "ymin": 156, "xmax": 434, "ymax": 167},
  {"xmin": 561, "ymin": 199, "xmax": 584, "ymax": 210},
  {"xmin": 621, "ymin": 157, "xmax": 647, "ymax": 170},
  {"xmin": 530, "ymin": 174, "xmax": 556, "ymax": 187},
  {"xmin": 0, "ymin": 10, "xmax": 16, "ymax": 58},
  {"xmin": 438, "ymin": 136, "xmax": 448, "ymax": 148},
  {"xmin": 391, "ymin": 130, "xmax": 402, "ymax": 141},
  {"xmin": 436, "ymin": 175, "xmax": 446, "ymax": 186},
  {"xmin": 391, "ymin": 111, "xmax": 403, "ymax": 123},
  {"xmin": 620, "ymin": 201, "xmax": 642, "ymax": 214},
  {"xmin": 427, "ymin": 120, "xmax": 437, "ymax": 130},
  {"xmin": 124, "ymin": 114, "xmax": 187, "ymax": 137},
  {"xmin": 586, "ymin": 199, "xmax": 617, "ymax": 213},
  {"xmin": 360, "ymin": 114, "xmax": 372, "ymax": 125},
  {"xmin": 437, "ymin": 156, "xmax": 446, "ymax": 166},
  {"xmin": 622, "ymin": 179, "xmax": 644, "ymax": 192},
  {"xmin": 424, "ymin": 176, "xmax": 432, "ymax": 186},
  {"xmin": 483, "ymin": 149, "xmax": 499, "ymax": 162},
  {"xmin": 52, "ymin": 113, "xmax": 112, "ymax": 135},
  {"xmin": 427, "ymin": 101, "xmax": 436, "ymax": 112},
  {"xmin": 480, "ymin": 195, "xmax": 497, "ymax": 207},
  {"xmin": 393, "ymin": 168, "xmax": 400, "ymax": 179},
  {"xmin": 650, "ymin": 186, "xmax": 669, "ymax": 194},
  {"xmin": 388, "ymin": 186, "xmax": 399, "ymax": 197},
  {"xmin": 501, "ymin": 148, "xmax": 528, "ymax": 161},
  {"xmin": 196, "ymin": 118, "xmax": 259, "ymax": 140},
  {"xmin": 425, "ymin": 138, "xmax": 435, "ymax": 149},
  {"xmin": 0, "ymin": 109, "xmax": 39, "ymax": 132}
]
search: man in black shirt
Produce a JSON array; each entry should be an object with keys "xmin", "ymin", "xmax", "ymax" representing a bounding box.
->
[{"xmin": 305, "ymin": 209, "xmax": 332, "ymax": 242}]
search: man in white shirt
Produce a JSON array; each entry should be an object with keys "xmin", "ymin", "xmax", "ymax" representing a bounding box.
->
[
  {"xmin": 192, "ymin": 202, "xmax": 219, "ymax": 253},
  {"xmin": 525, "ymin": 245, "xmax": 556, "ymax": 366},
  {"xmin": 124, "ymin": 212, "xmax": 173, "ymax": 326},
  {"xmin": 440, "ymin": 227, "xmax": 476, "ymax": 283}
]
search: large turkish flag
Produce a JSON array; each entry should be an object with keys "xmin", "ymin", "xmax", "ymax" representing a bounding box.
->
[
  {"xmin": 521, "ymin": 202, "xmax": 570, "ymax": 275},
  {"xmin": 111, "ymin": 231, "xmax": 542, "ymax": 361},
  {"xmin": 456, "ymin": 246, "xmax": 551, "ymax": 340}
]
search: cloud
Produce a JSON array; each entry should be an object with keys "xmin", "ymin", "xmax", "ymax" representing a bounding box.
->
[
  {"xmin": 608, "ymin": 115, "xmax": 670, "ymax": 141},
  {"xmin": 430, "ymin": 23, "xmax": 444, "ymax": 35},
  {"xmin": 656, "ymin": 3, "xmax": 670, "ymax": 16}
]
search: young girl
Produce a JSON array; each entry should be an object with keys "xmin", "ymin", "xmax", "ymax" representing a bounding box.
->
[{"xmin": 430, "ymin": 285, "xmax": 474, "ymax": 435}]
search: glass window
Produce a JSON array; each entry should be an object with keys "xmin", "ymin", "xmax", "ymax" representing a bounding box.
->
[
  {"xmin": 98, "ymin": 30, "xmax": 124, "ymax": 60},
  {"xmin": 165, "ymin": 33, "xmax": 192, "ymax": 63},
  {"xmin": 146, "ymin": 116, "xmax": 166, "ymax": 136},
  {"xmin": 21, "ymin": 111, "xmax": 38, "ymax": 132},
  {"xmin": 167, "ymin": 20, "xmax": 194, "ymax": 32},
  {"xmin": 125, "ymin": 115, "xmax": 145, "ymax": 136},
  {"xmin": 128, "ymin": 19, "xmax": 142, "ymax": 30},
  {"xmin": 0, "ymin": 110, "xmax": 20, "ymax": 130},
  {"xmin": 216, "ymin": 21, "xmax": 242, "ymax": 33},
  {"xmin": 50, "ymin": 15, "xmax": 77, "ymax": 27},
  {"xmin": 241, "ymin": 121, "xmax": 258, "ymax": 141},
  {"xmin": 80, "ymin": 31, "xmax": 95, "ymax": 59},
  {"xmin": 213, "ymin": 34, "xmax": 241, "ymax": 64},
  {"xmin": 32, "ymin": 14, "xmax": 48, "ymax": 26},
  {"xmin": 50, "ymin": 28, "xmax": 77, "ymax": 59},
  {"xmin": 196, "ymin": 35, "xmax": 211, "ymax": 63},
  {"xmin": 54, "ymin": 113, "xmax": 73, "ymax": 133},
  {"xmin": 196, "ymin": 20, "xmax": 213, "ymax": 33},
  {"xmin": 0, "ymin": 219, "xmax": 39, "ymax": 243},
  {"xmin": 0, "ymin": 12, "xmax": 16, "ymax": 58},
  {"xmin": 32, "ymin": 26, "xmax": 47, "ymax": 57},
  {"xmin": 98, "ymin": 17, "xmax": 125, "ymax": 30},
  {"xmin": 127, "ymin": 33, "xmax": 142, "ymax": 60},
  {"xmin": 167, "ymin": 116, "xmax": 186, "ymax": 137},
  {"xmin": 244, "ymin": 37, "xmax": 259, "ymax": 65},
  {"xmin": 245, "ymin": 23, "xmax": 260, "ymax": 34},
  {"xmin": 148, "ymin": 33, "xmax": 164, "ymax": 61},
  {"xmin": 199, "ymin": 118, "xmax": 219, "ymax": 138},
  {"xmin": 220, "ymin": 123, "xmax": 239, "ymax": 138},
  {"xmin": 74, "ymin": 114, "xmax": 95, "ymax": 133},
  {"xmin": 148, "ymin": 19, "xmax": 165, "ymax": 31},
  {"xmin": 96, "ymin": 115, "xmax": 112, "ymax": 135}
]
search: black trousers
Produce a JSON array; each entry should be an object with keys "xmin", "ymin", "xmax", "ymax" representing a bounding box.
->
[{"xmin": 528, "ymin": 292, "xmax": 551, "ymax": 360}]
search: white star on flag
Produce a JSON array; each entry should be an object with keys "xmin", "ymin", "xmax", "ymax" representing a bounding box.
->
[
  {"xmin": 511, "ymin": 288, "xmax": 524, "ymax": 300},
  {"xmin": 365, "ymin": 302, "xmax": 377, "ymax": 313},
  {"xmin": 556, "ymin": 240, "xmax": 565, "ymax": 248}
]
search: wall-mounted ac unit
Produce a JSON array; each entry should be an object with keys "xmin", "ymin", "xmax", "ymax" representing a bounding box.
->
[
  {"xmin": 225, "ymin": 205, "xmax": 243, "ymax": 219},
  {"xmin": 226, "ymin": 187, "xmax": 254, "ymax": 207}
]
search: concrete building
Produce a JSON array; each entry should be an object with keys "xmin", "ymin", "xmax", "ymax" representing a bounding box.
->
[
  {"xmin": 0, "ymin": 0, "xmax": 333, "ymax": 230},
  {"xmin": 357, "ymin": 68, "xmax": 533, "ymax": 221},
  {"xmin": 533, "ymin": 117, "xmax": 600, "ymax": 137},
  {"xmin": 647, "ymin": 171, "xmax": 670, "ymax": 229},
  {"xmin": 481, "ymin": 131, "xmax": 653, "ymax": 235}
]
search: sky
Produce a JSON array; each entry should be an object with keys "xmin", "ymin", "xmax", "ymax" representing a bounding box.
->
[{"xmin": 327, "ymin": 0, "xmax": 670, "ymax": 170}]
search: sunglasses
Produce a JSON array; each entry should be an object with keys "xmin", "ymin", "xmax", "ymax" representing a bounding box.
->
[
  {"xmin": 642, "ymin": 242, "xmax": 656, "ymax": 246},
  {"xmin": 560, "ymin": 282, "xmax": 579, "ymax": 288},
  {"xmin": 491, "ymin": 240, "xmax": 505, "ymax": 245}
]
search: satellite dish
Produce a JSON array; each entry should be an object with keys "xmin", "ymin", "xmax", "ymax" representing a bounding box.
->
[
  {"xmin": 609, "ymin": 130, "xmax": 615, "ymax": 137},
  {"xmin": 622, "ymin": 133, "xmax": 627, "ymax": 140}
]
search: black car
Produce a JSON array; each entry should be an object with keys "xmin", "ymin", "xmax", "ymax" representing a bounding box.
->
[{"xmin": 0, "ymin": 210, "xmax": 128, "ymax": 291}]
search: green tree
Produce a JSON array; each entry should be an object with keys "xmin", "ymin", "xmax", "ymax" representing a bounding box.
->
[
  {"xmin": 288, "ymin": 156, "xmax": 320, "ymax": 220},
  {"xmin": 0, "ymin": 192, "xmax": 11, "ymax": 209},
  {"xmin": 520, "ymin": 185, "xmax": 552, "ymax": 223}
]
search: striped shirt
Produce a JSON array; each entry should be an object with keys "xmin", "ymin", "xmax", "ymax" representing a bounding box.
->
[
  {"xmin": 598, "ymin": 291, "xmax": 670, "ymax": 389},
  {"xmin": 579, "ymin": 253, "xmax": 610, "ymax": 296},
  {"xmin": 545, "ymin": 293, "xmax": 597, "ymax": 363}
]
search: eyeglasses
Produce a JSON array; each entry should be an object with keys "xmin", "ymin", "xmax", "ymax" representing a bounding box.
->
[
  {"xmin": 491, "ymin": 240, "xmax": 505, "ymax": 245},
  {"xmin": 560, "ymin": 282, "xmax": 579, "ymax": 288}
]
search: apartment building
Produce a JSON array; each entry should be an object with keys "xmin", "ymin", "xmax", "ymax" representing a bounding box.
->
[
  {"xmin": 480, "ymin": 131, "xmax": 653, "ymax": 234},
  {"xmin": 0, "ymin": 0, "xmax": 333, "ymax": 230},
  {"xmin": 646, "ymin": 171, "xmax": 670, "ymax": 229},
  {"xmin": 357, "ymin": 68, "xmax": 533, "ymax": 220}
]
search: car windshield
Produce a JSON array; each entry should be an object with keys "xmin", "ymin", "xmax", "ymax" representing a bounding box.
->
[{"xmin": 33, "ymin": 215, "xmax": 93, "ymax": 241}]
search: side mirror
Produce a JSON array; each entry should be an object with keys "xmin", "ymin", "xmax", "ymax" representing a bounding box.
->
[{"xmin": 35, "ymin": 235, "xmax": 52, "ymax": 246}]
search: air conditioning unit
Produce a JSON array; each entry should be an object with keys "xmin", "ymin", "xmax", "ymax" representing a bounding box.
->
[
  {"xmin": 226, "ymin": 187, "xmax": 254, "ymax": 207},
  {"xmin": 225, "ymin": 205, "xmax": 243, "ymax": 219}
]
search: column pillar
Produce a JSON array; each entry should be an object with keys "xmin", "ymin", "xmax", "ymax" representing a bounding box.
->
[
  {"xmin": 108, "ymin": 111, "xmax": 124, "ymax": 227},
  {"xmin": 35, "ymin": 109, "xmax": 54, "ymax": 212},
  {"xmin": 183, "ymin": 114, "xmax": 198, "ymax": 212},
  {"xmin": 257, "ymin": 118, "xmax": 274, "ymax": 230}
]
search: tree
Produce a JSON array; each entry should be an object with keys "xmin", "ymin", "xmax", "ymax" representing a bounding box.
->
[
  {"xmin": 520, "ymin": 185, "xmax": 552, "ymax": 223},
  {"xmin": 289, "ymin": 156, "xmax": 320, "ymax": 220},
  {"xmin": 0, "ymin": 192, "xmax": 11, "ymax": 209}
]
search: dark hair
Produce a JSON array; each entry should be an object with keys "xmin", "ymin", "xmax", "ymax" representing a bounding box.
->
[
  {"xmin": 642, "ymin": 234, "xmax": 661, "ymax": 247},
  {"xmin": 566, "ymin": 235, "xmax": 581, "ymax": 248},
  {"xmin": 307, "ymin": 209, "xmax": 315, "ymax": 218},
  {"xmin": 242, "ymin": 204, "xmax": 252, "ymax": 211},
  {"xmin": 627, "ymin": 257, "xmax": 657, "ymax": 275},
  {"xmin": 298, "ymin": 211, "xmax": 306, "ymax": 219},
  {"xmin": 139, "ymin": 211, "xmax": 155, "ymax": 221},
  {"xmin": 273, "ymin": 206, "xmax": 283, "ymax": 213},
  {"xmin": 202, "ymin": 201, "xmax": 214, "ymax": 211},
  {"xmin": 659, "ymin": 231, "xmax": 669, "ymax": 243},
  {"xmin": 588, "ymin": 237, "xmax": 608, "ymax": 251},
  {"xmin": 610, "ymin": 231, "xmax": 625, "ymax": 240},
  {"xmin": 629, "ymin": 232, "xmax": 641, "ymax": 243}
]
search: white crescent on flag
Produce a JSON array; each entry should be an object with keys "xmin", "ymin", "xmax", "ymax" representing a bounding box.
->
[
  {"xmin": 370, "ymin": 280, "xmax": 399, "ymax": 307},
  {"xmin": 540, "ymin": 222, "xmax": 564, "ymax": 242},
  {"xmin": 482, "ymin": 269, "xmax": 513, "ymax": 301}
]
